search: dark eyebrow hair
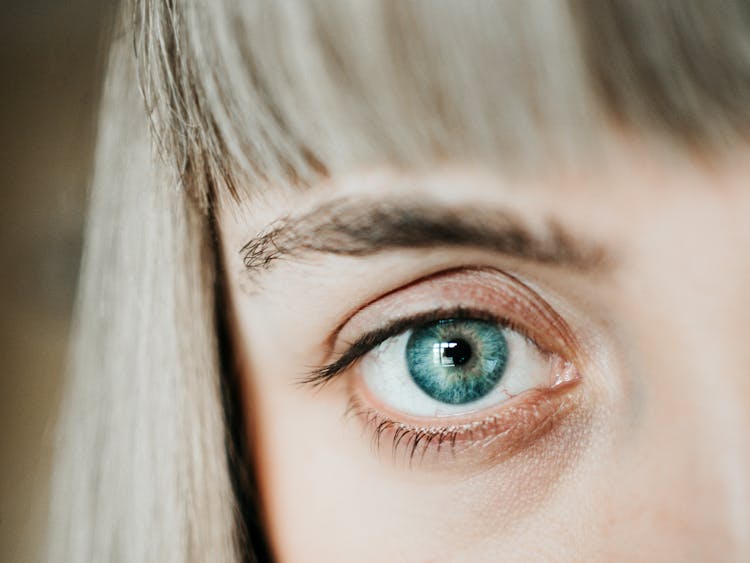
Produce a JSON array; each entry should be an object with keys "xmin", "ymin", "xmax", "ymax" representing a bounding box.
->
[{"xmin": 239, "ymin": 198, "xmax": 607, "ymax": 274}]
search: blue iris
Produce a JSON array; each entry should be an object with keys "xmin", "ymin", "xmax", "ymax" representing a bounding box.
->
[{"xmin": 405, "ymin": 319, "xmax": 508, "ymax": 404}]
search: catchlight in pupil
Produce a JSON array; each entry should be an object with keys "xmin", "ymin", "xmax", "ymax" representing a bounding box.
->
[
  {"xmin": 433, "ymin": 339, "xmax": 472, "ymax": 367},
  {"xmin": 406, "ymin": 319, "xmax": 509, "ymax": 405}
]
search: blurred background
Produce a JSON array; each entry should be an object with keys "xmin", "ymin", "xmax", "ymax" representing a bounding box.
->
[{"xmin": 1, "ymin": 1, "xmax": 114, "ymax": 560}]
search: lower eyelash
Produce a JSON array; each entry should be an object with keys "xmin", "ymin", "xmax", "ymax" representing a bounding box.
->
[
  {"xmin": 344, "ymin": 381, "xmax": 580, "ymax": 469},
  {"xmin": 345, "ymin": 397, "xmax": 463, "ymax": 465}
]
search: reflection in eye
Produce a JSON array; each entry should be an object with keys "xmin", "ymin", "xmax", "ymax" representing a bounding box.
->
[
  {"xmin": 405, "ymin": 319, "xmax": 508, "ymax": 405},
  {"xmin": 360, "ymin": 316, "xmax": 557, "ymax": 418}
]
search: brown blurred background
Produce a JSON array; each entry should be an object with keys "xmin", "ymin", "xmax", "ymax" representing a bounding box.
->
[{"xmin": 1, "ymin": 1, "xmax": 114, "ymax": 560}]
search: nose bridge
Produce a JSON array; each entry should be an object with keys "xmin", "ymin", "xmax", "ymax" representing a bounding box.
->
[
  {"xmin": 627, "ymin": 193, "xmax": 750, "ymax": 556},
  {"xmin": 654, "ymin": 194, "xmax": 750, "ymax": 399},
  {"xmin": 683, "ymin": 293, "xmax": 750, "ymax": 559},
  {"xmin": 627, "ymin": 187, "xmax": 750, "ymax": 374}
]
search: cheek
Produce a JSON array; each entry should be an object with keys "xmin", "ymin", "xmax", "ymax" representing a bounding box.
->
[{"xmin": 244, "ymin": 342, "xmax": 603, "ymax": 561}]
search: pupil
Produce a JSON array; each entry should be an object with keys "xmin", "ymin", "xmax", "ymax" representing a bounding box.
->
[
  {"xmin": 406, "ymin": 319, "xmax": 508, "ymax": 405},
  {"xmin": 440, "ymin": 338, "xmax": 472, "ymax": 367}
]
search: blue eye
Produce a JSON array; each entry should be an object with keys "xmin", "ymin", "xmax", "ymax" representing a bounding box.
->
[
  {"xmin": 406, "ymin": 319, "xmax": 508, "ymax": 404},
  {"xmin": 359, "ymin": 312, "xmax": 558, "ymax": 419}
]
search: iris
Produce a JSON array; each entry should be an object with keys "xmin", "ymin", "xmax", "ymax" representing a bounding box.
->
[{"xmin": 405, "ymin": 319, "xmax": 508, "ymax": 404}]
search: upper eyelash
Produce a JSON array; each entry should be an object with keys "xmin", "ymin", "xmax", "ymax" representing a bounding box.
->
[{"xmin": 299, "ymin": 306, "xmax": 524, "ymax": 388}]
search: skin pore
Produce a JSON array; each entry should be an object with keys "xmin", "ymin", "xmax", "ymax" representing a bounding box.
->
[{"xmin": 218, "ymin": 145, "xmax": 750, "ymax": 562}]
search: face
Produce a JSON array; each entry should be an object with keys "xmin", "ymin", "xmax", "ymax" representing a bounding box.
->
[{"xmin": 218, "ymin": 148, "xmax": 750, "ymax": 561}]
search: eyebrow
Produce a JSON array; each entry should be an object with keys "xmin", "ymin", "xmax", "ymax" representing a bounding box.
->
[{"xmin": 239, "ymin": 198, "xmax": 607, "ymax": 274}]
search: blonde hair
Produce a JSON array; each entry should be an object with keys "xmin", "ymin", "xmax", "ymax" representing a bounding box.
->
[{"xmin": 48, "ymin": 1, "xmax": 750, "ymax": 561}]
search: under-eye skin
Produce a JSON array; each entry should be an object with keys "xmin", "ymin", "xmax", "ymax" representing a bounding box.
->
[{"xmin": 303, "ymin": 267, "xmax": 583, "ymax": 465}]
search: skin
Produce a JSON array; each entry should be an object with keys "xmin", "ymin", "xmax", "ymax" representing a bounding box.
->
[{"xmin": 218, "ymin": 144, "xmax": 750, "ymax": 562}]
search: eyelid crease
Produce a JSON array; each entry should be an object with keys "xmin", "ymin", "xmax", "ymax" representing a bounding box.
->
[{"xmin": 300, "ymin": 266, "xmax": 582, "ymax": 391}]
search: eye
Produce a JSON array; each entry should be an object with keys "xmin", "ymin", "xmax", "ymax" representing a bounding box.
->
[
  {"xmin": 302, "ymin": 267, "xmax": 582, "ymax": 463},
  {"xmin": 360, "ymin": 317, "xmax": 558, "ymax": 418}
]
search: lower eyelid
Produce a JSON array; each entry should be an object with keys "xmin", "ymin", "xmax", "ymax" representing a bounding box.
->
[{"xmin": 349, "ymin": 373, "xmax": 584, "ymax": 471}]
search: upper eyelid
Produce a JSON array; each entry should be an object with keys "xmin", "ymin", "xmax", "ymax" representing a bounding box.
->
[
  {"xmin": 300, "ymin": 306, "xmax": 541, "ymax": 389},
  {"xmin": 316, "ymin": 265, "xmax": 523, "ymax": 362},
  {"xmin": 299, "ymin": 266, "xmax": 580, "ymax": 387},
  {"xmin": 300, "ymin": 306, "xmax": 493, "ymax": 387}
]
